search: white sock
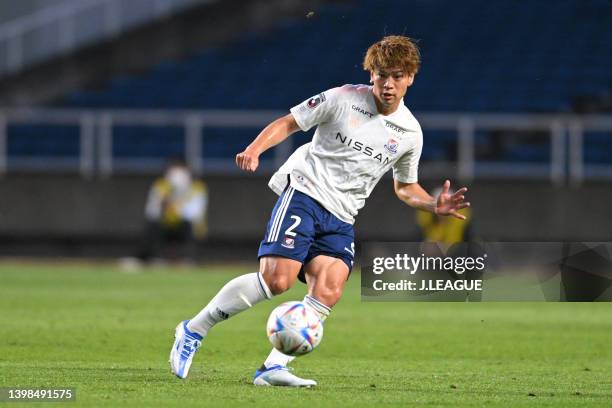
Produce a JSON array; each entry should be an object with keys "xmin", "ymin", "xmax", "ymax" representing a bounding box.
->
[
  {"xmin": 263, "ymin": 347, "xmax": 295, "ymax": 369},
  {"xmin": 187, "ymin": 272, "xmax": 272, "ymax": 336},
  {"xmin": 303, "ymin": 294, "xmax": 332, "ymax": 321},
  {"xmin": 263, "ymin": 295, "xmax": 331, "ymax": 369}
]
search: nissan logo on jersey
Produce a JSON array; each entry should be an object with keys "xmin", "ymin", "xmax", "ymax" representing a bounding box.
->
[{"xmin": 335, "ymin": 132, "xmax": 391, "ymax": 165}]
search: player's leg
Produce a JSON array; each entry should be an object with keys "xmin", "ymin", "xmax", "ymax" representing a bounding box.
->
[
  {"xmin": 169, "ymin": 267, "xmax": 275, "ymax": 379},
  {"xmin": 170, "ymin": 186, "xmax": 311, "ymax": 379},
  {"xmin": 186, "ymin": 256, "xmax": 300, "ymax": 338},
  {"xmin": 259, "ymin": 256, "xmax": 302, "ymax": 295},
  {"xmin": 304, "ymin": 254, "xmax": 350, "ymax": 308},
  {"xmin": 170, "ymin": 257, "xmax": 301, "ymax": 379},
  {"xmin": 255, "ymin": 213, "xmax": 354, "ymax": 387},
  {"xmin": 254, "ymin": 256, "xmax": 349, "ymax": 387},
  {"xmin": 259, "ymin": 255, "xmax": 349, "ymax": 363}
]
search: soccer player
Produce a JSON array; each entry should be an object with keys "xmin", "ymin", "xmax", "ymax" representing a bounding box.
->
[{"xmin": 170, "ymin": 35, "xmax": 470, "ymax": 386}]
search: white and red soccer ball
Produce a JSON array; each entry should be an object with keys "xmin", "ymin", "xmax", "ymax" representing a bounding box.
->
[{"xmin": 266, "ymin": 301, "xmax": 323, "ymax": 356}]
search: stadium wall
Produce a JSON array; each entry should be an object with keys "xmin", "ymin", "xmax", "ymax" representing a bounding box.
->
[
  {"xmin": 0, "ymin": 175, "xmax": 609, "ymax": 258},
  {"xmin": 0, "ymin": 0, "xmax": 326, "ymax": 106}
]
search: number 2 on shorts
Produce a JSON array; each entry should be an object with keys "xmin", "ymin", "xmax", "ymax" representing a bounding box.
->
[{"xmin": 284, "ymin": 215, "xmax": 301, "ymax": 237}]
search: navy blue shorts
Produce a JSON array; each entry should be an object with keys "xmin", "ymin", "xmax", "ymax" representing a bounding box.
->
[{"xmin": 258, "ymin": 186, "xmax": 355, "ymax": 283}]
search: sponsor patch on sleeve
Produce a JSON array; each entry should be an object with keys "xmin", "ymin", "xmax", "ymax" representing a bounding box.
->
[{"xmin": 306, "ymin": 93, "xmax": 326, "ymax": 109}]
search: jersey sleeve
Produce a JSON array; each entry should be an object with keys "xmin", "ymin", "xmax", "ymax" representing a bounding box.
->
[
  {"xmin": 289, "ymin": 86, "xmax": 345, "ymax": 131},
  {"xmin": 392, "ymin": 130, "xmax": 423, "ymax": 184}
]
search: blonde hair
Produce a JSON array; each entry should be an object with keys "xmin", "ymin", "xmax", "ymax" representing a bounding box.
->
[{"xmin": 363, "ymin": 35, "xmax": 421, "ymax": 75}]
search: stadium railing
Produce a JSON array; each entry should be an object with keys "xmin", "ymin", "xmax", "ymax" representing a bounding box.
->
[
  {"xmin": 0, "ymin": 108, "xmax": 610, "ymax": 185},
  {"xmin": 0, "ymin": 0, "xmax": 211, "ymax": 77}
]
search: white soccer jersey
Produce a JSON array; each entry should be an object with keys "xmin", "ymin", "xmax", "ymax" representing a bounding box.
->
[{"xmin": 268, "ymin": 84, "xmax": 423, "ymax": 224}]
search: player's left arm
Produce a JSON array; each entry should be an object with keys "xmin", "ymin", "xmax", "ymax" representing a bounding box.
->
[{"xmin": 394, "ymin": 179, "xmax": 470, "ymax": 220}]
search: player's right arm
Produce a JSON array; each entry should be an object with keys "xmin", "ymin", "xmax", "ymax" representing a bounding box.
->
[
  {"xmin": 237, "ymin": 87, "xmax": 345, "ymax": 172},
  {"xmin": 236, "ymin": 113, "xmax": 300, "ymax": 172}
]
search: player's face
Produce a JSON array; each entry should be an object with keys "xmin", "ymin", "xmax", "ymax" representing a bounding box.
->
[{"xmin": 370, "ymin": 68, "xmax": 414, "ymax": 112}]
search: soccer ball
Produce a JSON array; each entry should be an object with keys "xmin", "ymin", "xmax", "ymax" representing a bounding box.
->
[{"xmin": 266, "ymin": 301, "xmax": 323, "ymax": 356}]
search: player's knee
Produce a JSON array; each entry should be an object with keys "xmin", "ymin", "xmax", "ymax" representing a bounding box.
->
[
  {"xmin": 261, "ymin": 267, "xmax": 295, "ymax": 295},
  {"xmin": 266, "ymin": 275, "xmax": 293, "ymax": 295},
  {"xmin": 316, "ymin": 284, "xmax": 344, "ymax": 306},
  {"xmin": 260, "ymin": 257, "xmax": 300, "ymax": 295}
]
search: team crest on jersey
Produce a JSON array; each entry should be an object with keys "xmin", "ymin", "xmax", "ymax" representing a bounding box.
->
[
  {"xmin": 281, "ymin": 235, "xmax": 295, "ymax": 249},
  {"xmin": 307, "ymin": 93, "xmax": 326, "ymax": 109},
  {"xmin": 384, "ymin": 138, "xmax": 399, "ymax": 155}
]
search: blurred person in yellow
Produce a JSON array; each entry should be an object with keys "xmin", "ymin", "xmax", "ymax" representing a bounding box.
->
[
  {"xmin": 415, "ymin": 186, "xmax": 479, "ymax": 301},
  {"xmin": 416, "ymin": 186, "xmax": 472, "ymax": 244},
  {"xmin": 138, "ymin": 158, "xmax": 208, "ymax": 263}
]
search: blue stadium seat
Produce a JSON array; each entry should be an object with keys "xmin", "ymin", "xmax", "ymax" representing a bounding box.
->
[{"xmin": 51, "ymin": 0, "xmax": 612, "ymax": 165}]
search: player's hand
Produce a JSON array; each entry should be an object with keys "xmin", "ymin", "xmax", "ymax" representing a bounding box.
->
[
  {"xmin": 235, "ymin": 149, "xmax": 260, "ymax": 172},
  {"xmin": 434, "ymin": 179, "xmax": 470, "ymax": 220}
]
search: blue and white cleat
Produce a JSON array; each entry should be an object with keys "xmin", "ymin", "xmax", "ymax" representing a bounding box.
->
[
  {"xmin": 253, "ymin": 365, "xmax": 317, "ymax": 387},
  {"xmin": 169, "ymin": 320, "xmax": 203, "ymax": 379}
]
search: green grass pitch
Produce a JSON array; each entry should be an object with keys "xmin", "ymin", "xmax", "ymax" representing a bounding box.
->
[{"xmin": 1, "ymin": 261, "xmax": 610, "ymax": 407}]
